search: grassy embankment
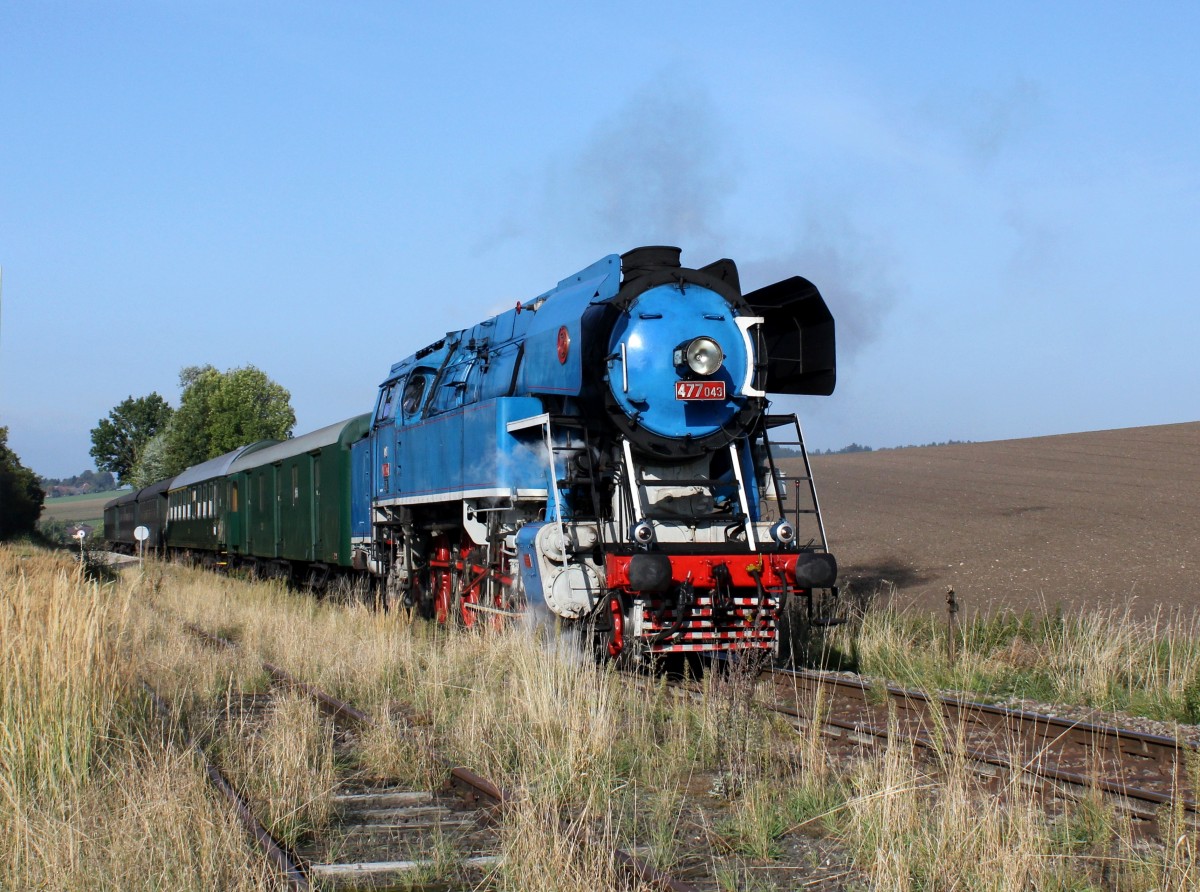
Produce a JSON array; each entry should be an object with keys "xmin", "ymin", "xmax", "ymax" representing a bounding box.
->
[
  {"xmin": 826, "ymin": 598, "xmax": 1200, "ymax": 724},
  {"xmin": 3, "ymin": 544, "xmax": 1199, "ymax": 890}
]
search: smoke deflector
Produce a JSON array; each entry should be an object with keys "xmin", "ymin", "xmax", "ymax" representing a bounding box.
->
[{"xmin": 744, "ymin": 276, "xmax": 836, "ymax": 396}]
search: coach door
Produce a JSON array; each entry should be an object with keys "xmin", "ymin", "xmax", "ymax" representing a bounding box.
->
[
  {"xmin": 312, "ymin": 454, "xmax": 323, "ymax": 561},
  {"xmin": 228, "ymin": 481, "xmax": 242, "ymax": 552},
  {"xmin": 273, "ymin": 463, "xmax": 283, "ymax": 558}
]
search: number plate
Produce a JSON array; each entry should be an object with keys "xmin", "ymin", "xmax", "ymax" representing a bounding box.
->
[{"xmin": 675, "ymin": 380, "xmax": 726, "ymax": 401}]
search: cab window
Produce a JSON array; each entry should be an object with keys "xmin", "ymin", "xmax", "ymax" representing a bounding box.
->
[
  {"xmin": 376, "ymin": 382, "xmax": 398, "ymax": 425},
  {"xmin": 401, "ymin": 374, "xmax": 428, "ymax": 417}
]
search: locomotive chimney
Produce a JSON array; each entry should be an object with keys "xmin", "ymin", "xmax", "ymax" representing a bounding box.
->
[{"xmin": 621, "ymin": 246, "xmax": 681, "ymax": 282}]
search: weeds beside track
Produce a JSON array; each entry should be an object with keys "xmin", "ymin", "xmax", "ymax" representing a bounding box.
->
[
  {"xmin": 7, "ymin": 545, "xmax": 1200, "ymax": 890},
  {"xmin": 1, "ymin": 547, "xmax": 276, "ymax": 890},
  {"xmin": 181, "ymin": 619, "xmax": 691, "ymax": 891},
  {"xmin": 759, "ymin": 667, "xmax": 1200, "ymax": 834}
]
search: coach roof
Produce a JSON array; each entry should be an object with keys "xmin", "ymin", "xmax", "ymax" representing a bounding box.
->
[
  {"xmin": 170, "ymin": 441, "xmax": 279, "ymax": 491},
  {"xmin": 227, "ymin": 415, "xmax": 370, "ymax": 474},
  {"xmin": 136, "ymin": 476, "xmax": 176, "ymax": 501}
]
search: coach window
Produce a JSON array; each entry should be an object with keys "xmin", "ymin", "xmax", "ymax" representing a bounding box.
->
[{"xmin": 231, "ymin": 483, "xmax": 239, "ymax": 512}]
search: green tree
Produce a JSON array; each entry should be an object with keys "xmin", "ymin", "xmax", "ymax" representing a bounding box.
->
[
  {"xmin": 128, "ymin": 431, "xmax": 171, "ymax": 487},
  {"xmin": 0, "ymin": 427, "xmax": 46, "ymax": 540},
  {"xmin": 89, "ymin": 392, "xmax": 174, "ymax": 484},
  {"xmin": 164, "ymin": 364, "xmax": 295, "ymax": 471},
  {"xmin": 163, "ymin": 366, "xmax": 220, "ymax": 472}
]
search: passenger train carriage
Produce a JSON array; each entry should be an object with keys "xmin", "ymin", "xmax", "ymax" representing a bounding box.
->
[{"xmin": 106, "ymin": 246, "xmax": 838, "ymax": 660}]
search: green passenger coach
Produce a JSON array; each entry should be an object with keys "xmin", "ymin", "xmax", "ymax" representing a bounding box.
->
[
  {"xmin": 167, "ymin": 442, "xmax": 278, "ymax": 556},
  {"xmin": 226, "ymin": 414, "xmax": 370, "ymax": 577}
]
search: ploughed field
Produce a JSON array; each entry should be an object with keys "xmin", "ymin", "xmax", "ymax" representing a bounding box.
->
[{"xmin": 793, "ymin": 421, "xmax": 1200, "ymax": 616}]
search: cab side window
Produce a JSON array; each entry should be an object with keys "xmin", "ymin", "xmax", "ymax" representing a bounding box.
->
[
  {"xmin": 376, "ymin": 381, "xmax": 399, "ymax": 426},
  {"xmin": 401, "ymin": 374, "xmax": 428, "ymax": 417}
]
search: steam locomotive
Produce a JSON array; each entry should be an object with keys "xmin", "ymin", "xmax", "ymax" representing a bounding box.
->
[{"xmin": 106, "ymin": 246, "xmax": 838, "ymax": 659}]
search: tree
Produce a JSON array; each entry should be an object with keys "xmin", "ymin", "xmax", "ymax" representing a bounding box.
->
[
  {"xmin": 89, "ymin": 393, "xmax": 174, "ymax": 484},
  {"xmin": 0, "ymin": 427, "xmax": 46, "ymax": 540},
  {"xmin": 164, "ymin": 364, "xmax": 295, "ymax": 471},
  {"xmin": 163, "ymin": 366, "xmax": 219, "ymax": 472},
  {"xmin": 128, "ymin": 431, "xmax": 171, "ymax": 488}
]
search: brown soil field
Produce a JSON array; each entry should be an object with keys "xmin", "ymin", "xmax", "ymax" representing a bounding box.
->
[{"xmin": 792, "ymin": 421, "xmax": 1200, "ymax": 618}]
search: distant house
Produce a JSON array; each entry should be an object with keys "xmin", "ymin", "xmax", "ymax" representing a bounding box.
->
[{"xmin": 49, "ymin": 483, "xmax": 98, "ymax": 497}]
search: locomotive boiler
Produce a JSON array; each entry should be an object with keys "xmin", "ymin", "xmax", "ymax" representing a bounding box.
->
[{"xmin": 351, "ymin": 246, "xmax": 838, "ymax": 659}]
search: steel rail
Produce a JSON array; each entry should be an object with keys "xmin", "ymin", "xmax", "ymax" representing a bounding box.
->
[
  {"xmin": 780, "ymin": 666, "xmax": 1191, "ymax": 769},
  {"xmin": 184, "ymin": 621, "xmax": 699, "ymax": 892},
  {"xmin": 762, "ymin": 667, "xmax": 1199, "ymax": 831},
  {"xmin": 140, "ymin": 681, "xmax": 311, "ymax": 891}
]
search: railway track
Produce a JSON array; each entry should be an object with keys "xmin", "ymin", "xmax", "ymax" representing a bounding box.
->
[
  {"xmin": 142, "ymin": 586, "xmax": 1199, "ymax": 885},
  {"xmin": 755, "ymin": 666, "xmax": 1200, "ymax": 835},
  {"xmin": 162, "ymin": 622, "xmax": 699, "ymax": 892}
]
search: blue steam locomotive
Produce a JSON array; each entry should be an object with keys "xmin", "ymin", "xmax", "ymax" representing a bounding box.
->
[{"xmin": 106, "ymin": 246, "xmax": 838, "ymax": 659}]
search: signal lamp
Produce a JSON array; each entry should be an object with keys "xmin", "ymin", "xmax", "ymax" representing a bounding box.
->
[{"xmin": 630, "ymin": 520, "xmax": 655, "ymax": 546}]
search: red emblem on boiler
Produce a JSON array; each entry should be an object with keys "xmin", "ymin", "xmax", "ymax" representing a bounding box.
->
[{"xmin": 557, "ymin": 326, "xmax": 570, "ymax": 364}]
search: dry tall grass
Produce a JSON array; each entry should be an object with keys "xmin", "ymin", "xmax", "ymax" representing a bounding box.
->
[
  {"xmin": 212, "ymin": 691, "xmax": 337, "ymax": 848},
  {"xmin": 835, "ymin": 597, "xmax": 1200, "ymax": 723},
  {"xmin": 1, "ymin": 549, "xmax": 122, "ymax": 799},
  {"xmin": 134, "ymin": 561, "xmax": 1200, "ymax": 891},
  {"xmin": 8, "ymin": 546, "xmax": 1200, "ymax": 890},
  {"xmin": 0, "ymin": 546, "xmax": 274, "ymax": 890}
]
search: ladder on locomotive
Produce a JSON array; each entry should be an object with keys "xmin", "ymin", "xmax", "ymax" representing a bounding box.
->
[
  {"xmin": 759, "ymin": 413, "xmax": 831, "ymax": 554},
  {"xmin": 761, "ymin": 413, "xmax": 844, "ymax": 627}
]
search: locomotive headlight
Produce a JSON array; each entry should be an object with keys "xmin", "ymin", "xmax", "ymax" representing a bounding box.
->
[
  {"xmin": 630, "ymin": 519, "xmax": 655, "ymax": 547},
  {"xmin": 684, "ymin": 337, "xmax": 724, "ymax": 376},
  {"xmin": 770, "ymin": 518, "xmax": 797, "ymax": 546}
]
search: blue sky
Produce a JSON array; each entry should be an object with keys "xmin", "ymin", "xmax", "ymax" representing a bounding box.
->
[{"xmin": 2, "ymin": 2, "xmax": 1197, "ymax": 477}]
